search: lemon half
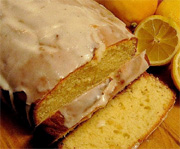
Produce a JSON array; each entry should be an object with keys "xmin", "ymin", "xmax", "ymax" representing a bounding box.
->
[
  {"xmin": 171, "ymin": 50, "xmax": 180, "ymax": 91},
  {"xmin": 135, "ymin": 15, "xmax": 180, "ymax": 66}
]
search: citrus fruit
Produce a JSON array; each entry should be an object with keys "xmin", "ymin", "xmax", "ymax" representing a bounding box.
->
[
  {"xmin": 135, "ymin": 15, "xmax": 180, "ymax": 66},
  {"xmin": 99, "ymin": 0, "xmax": 158, "ymax": 27},
  {"xmin": 156, "ymin": 0, "xmax": 180, "ymax": 27},
  {"xmin": 171, "ymin": 50, "xmax": 180, "ymax": 91}
]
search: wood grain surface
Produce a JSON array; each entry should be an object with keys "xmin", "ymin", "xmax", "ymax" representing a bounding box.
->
[{"xmin": 0, "ymin": 66, "xmax": 180, "ymax": 149}]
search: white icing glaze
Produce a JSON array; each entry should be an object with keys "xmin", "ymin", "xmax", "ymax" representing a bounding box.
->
[
  {"xmin": 131, "ymin": 142, "xmax": 141, "ymax": 149},
  {"xmin": 109, "ymin": 51, "xmax": 149, "ymax": 98},
  {"xmin": 60, "ymin": 51, "xmax": 149, "ymax": 128},
  {"xmin": 97, "ymin": 120, "xmax": 106, "ymax": 128},
  {"xmin": 60, "ymin": 80, "xmax": 109, "ymax": 128},
  {"xmin": 0, "ymin": 0, "xmax": 134, "ymax": 106}
]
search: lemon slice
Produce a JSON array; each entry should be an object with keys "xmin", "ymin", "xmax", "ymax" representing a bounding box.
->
[
  {"xmin": 171, "ymin": 50, "xmax": 180, "ymax": 91},
  {"xmin": 135, "ymin": 15, "xmax": 180, "ymax": 66}
]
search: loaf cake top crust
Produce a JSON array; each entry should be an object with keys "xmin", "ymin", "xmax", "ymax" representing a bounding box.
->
[{"xmin": 0, "ymin": 0, "xmax": 134, "ymax": 105}]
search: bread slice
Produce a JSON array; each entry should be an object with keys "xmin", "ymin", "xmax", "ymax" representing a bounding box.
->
[
  {"xmin": 60, "ymin": 73, "xmax": 175, "ymax": 149},
  {"xmin": 33, "ymin": 52, "xmax": 149, "ymax": 145}
]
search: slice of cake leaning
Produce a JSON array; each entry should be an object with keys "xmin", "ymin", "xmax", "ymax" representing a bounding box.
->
[
  {"xmin": 60, "ymin": 73, "xmax": 176, "ymax": 149},
  {"xmin": 1, "ymin": 0, "xmax": 148, "ymax": 144},
  {"xmin": 33, "ymin": 51, "xmax": 149, "ymax": 144}
]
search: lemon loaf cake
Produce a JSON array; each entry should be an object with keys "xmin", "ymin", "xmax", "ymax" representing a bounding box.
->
[
  {"xmin": 61, "ymin": 73, "xmax": 176, "ymax": 149},
  {"xmin": 33, "ymin": 51, "xmax": 149, "ymax": 144},
  {"xmin": 0, "ymin": 0, "xmax": 139, "ymax": 127}
]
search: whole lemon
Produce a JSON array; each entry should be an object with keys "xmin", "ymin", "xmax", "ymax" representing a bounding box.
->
[
  {"xmin": 99, "ymin": 0, "xmax": 158, "ymax": 27},
  {"xmin": 156, "ymin": 0, "xmax": 180, "ymax": 26}
]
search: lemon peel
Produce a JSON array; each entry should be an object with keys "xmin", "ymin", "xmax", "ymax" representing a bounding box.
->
[{"xmin": 171, "ymin": 50, "xmax": 180, "ymax": 91}]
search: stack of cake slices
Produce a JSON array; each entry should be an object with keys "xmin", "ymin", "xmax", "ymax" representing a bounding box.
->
[
  {"xmin": 60, "ymin": 73, "xmax": 175, "ymax": 148},
  {"xmin": 0, "ymin": 0, "xmax": 176, "ymax": 148}
]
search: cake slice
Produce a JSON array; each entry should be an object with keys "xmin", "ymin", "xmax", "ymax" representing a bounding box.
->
[
  {"xmin": 60, "ymin": 73, "xmax": 175, "ymax": 149},
  {"xmin": 33, "ymin": 51, "xmax": 149, "ymax": 144},
  {"xmin": 32, "ymin": 39, "xmax": 137, "ymax": 126}
]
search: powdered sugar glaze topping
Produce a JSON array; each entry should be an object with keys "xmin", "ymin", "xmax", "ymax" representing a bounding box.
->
[{"xmin": 0, "ymin": 0, "xmax": 134, "ymax": 105}]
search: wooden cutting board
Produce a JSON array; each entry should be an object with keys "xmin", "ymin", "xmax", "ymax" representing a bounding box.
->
[{"xmin": 0, "ymin": 66, "xmax": 180, "ymax": 148}]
